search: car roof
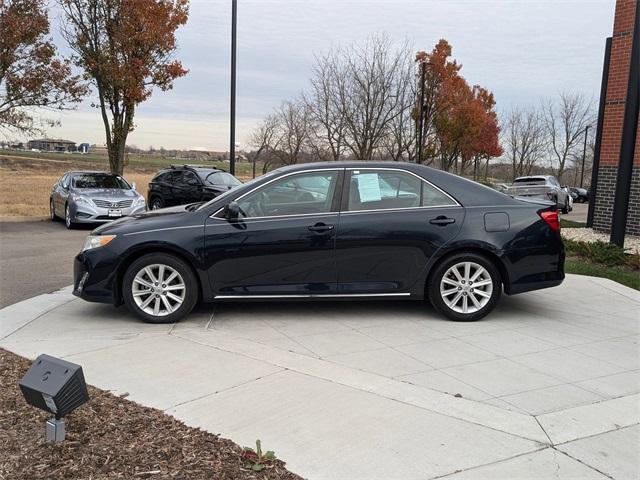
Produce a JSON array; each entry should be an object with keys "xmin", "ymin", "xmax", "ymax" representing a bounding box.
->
[{"xmin": 65, "ymin": 171, "xmax": 119, "ymax": 175}]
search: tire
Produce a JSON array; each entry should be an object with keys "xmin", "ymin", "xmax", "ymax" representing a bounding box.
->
[
  {"xmin": 122, "ymin": 253, "xmax": 198, "ymax": 323},
  {"xmin": 50, "ymin": 199, "xmax": 59, "ymax": 221},
  {"xmin": 150, "ymin": 197, "xmax": 164, "ymax": 210},
  {"xmin": 428, "ymin": 252, "xmax": 502, "ymax": 322},
  {"xmin": 561, "ymin": 199, "xmax": 569, "ymax": 214},
  {"xmin": 64, "ymin": 203, "xmax": 76, "ymax": 229}
]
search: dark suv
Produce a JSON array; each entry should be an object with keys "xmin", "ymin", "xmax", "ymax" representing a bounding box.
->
[{"xmin": 147, "ymin": 165, "xmax": 241, "ymax": 210}]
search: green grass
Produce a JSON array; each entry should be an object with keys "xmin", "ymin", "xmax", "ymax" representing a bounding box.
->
[
  {"xmin": 565, "ymin": 259, "xmax": 640, "ymax": 290},
  {"xmin": 560, "ymin": 218, "xmax": 586, "ymax": 228}
]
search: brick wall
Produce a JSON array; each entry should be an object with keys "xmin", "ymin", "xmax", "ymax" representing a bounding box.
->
[{"xmin": 593, "ymin": 0, "xmax": 638, "ymax": 235}]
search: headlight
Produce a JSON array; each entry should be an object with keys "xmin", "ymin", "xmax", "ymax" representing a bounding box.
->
[
  {"xmin": 82, "ymin": 235, "xmax": 116, "ymax": 252},
  {"xmin": 133, "ymin": 196, "xmax": 146, "ymax": 206},
  {"xmin": 72, "ymin": 195, "xmax": 92, "ymax": 206}
]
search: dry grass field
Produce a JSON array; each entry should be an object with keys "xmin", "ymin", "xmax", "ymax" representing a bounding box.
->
[
  {"xmin": 0, "ymin": 153, "xmax": 254, "ymax": 217},
  {"xmin": 0, "ymin": 155, "xmax": 155, "ymax": 217}
]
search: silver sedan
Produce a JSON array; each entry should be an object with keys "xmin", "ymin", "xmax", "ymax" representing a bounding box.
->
[{"xmin": 50, "ymin": 171, "xmax": 146, "ymax": 229}]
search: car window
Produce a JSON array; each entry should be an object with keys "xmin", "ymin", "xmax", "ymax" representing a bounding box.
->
[
  {"xmin": 237, "ymin": 171, "xmax": 339, "ymax": 218},
  {"xmin": 182, "ymin": 171, "xmax": 200, "ymax": 186},
  {"xmin": 347, "ymin": 170, "xmax": 455, "ymax": 211},
  {"xmin": 202, "ymin": 171, "xmax": 241, "ymax": 186},
  {"xmin": 72, "ymin": 174, "xmax": 130, "ymax": 189},
  {"xmin": 154, "ymin": 171, "xmax": 172, "ymax": 183}
]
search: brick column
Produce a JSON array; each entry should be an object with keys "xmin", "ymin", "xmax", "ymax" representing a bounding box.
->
[{"xmin": 592, "ymin": 0, "xmax": 639, "ymax": 236}]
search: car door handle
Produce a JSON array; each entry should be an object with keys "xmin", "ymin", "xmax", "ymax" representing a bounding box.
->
[
  {"xmin": 429, "ymin": 216, "xmax": 455, "ymax": 226},
  {"xmin": 308, "ymin": 223, "xmax": 334, "ymax": 233}
]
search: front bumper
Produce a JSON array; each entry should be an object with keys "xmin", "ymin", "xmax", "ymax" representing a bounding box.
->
[
  {"xmin": 73, "ymin": 250, "xmax": 120, "ymax": 304},
  {"xmin": 71, "ymin": 202, "xmax": 146, "ymax": 224}
]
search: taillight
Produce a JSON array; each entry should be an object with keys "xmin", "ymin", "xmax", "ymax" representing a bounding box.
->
[{"xmin": 539, "ymin": 210, "xmax": 560, "ymax": 232}]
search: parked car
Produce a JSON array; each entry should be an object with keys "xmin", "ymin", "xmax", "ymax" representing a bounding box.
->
[
  {"xmin": 73, "ymin": 162, "xmax": 565, "ymax": 324},
  {"xmin": 507, "ymin": 175, "xmax": 572, "ymax": 214},
  {"xmin": 50, "ymin": 171, "xmax": 146, "ymax": 229},
  {"xmin": 147, "ymin": 165, "xmax": 242, "ymax": 210},
  {"xmin": 569, "ymin": 187, "xmax": 589, "ymax": 203}
]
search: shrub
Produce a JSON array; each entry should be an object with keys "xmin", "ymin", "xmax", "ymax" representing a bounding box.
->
[{"xmin": 564, "ymin": 239, "xmax": 638, "ymax": 268}]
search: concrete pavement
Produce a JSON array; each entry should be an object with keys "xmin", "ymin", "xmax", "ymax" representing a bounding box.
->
[{"xmin": 1, "ymin": 274, "xmax": 638, "ymax": 479}]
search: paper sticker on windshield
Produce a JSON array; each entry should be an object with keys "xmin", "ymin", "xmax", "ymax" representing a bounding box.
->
[{"xmin": 356, "ymin": 174, "xmax": 382, "ymax": 202}]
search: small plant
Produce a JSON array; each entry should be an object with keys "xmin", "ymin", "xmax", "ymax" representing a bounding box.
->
[
  {"xmin": 564, "ymin": 239, "xmax": 633, "ymax": 267},
  {"xmin": 242, "ymin": 439, "xmax": 276, "ymax": 472}
]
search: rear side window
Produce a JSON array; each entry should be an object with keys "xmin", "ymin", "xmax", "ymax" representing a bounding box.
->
[{"xmin": 347, "ymin": 170, "xmax": 455, "ymax": 211}]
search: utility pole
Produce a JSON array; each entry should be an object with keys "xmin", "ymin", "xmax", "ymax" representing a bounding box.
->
[
  {"xmin": 416, "ymin": 61, "xmax": 426, "ymax": 164},
  {"xmin": 229, "ymin": 0, "xmax": 237, "ymax": 175},
  {"xmin": 580, "ymin": 124, "xmax": 590, "ymax": 188}
]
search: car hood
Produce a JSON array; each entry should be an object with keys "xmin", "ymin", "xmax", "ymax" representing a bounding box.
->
[
  {"xmin": 92, "ymin": 204, "xmax": 202, "ymax": 235},
  {"xmin": 71, "ymin": 188, "xmax": 139, "ymax": 199}
]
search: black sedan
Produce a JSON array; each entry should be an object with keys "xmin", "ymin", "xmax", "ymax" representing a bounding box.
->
[{"xmin": 73, "ymin": 162, "xmax": 564, "ymax": 323}]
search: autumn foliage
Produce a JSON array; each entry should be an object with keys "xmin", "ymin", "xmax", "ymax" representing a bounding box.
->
[
  {"xmin": 0, "ymin": 0, "xmax": 86, "ymax": 134},
  {"xmin": 60, "ymin": 0, "xmax": 189, "ymax": 174},
  {"xmin": 415, "ymin": 40, "xmax": 502, "ymax": 176}
]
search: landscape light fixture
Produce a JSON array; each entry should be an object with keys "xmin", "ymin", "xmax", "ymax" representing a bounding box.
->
[{"xmin": 19, "ymin": 354, "xmax": 89, "ymax": 442}]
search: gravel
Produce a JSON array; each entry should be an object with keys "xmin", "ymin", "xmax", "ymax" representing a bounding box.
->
[
  {"xmin": 561, "ymin": 227, "xmax": 640, "ymax": 255},
  {"xmin": 0, "ymin": 348, "xmax": 303, "ymax": 480}
]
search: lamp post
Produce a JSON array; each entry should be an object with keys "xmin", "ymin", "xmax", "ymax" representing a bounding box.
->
[
  {"xmin": 580, "ymin": 124, "xmax": 590, "ymax": 188},
  {"xmin": 229, "ymin": 0, "xmax": 237, "ymax": 176}
]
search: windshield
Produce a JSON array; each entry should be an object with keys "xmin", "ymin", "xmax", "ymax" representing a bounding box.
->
[
  {"xmin": 72, "ymin": 174, "xmax": 130, "ymax": 189},
  {"xmin": 201, "ymin": 171, "xmax": 242, "ymax": 186}
]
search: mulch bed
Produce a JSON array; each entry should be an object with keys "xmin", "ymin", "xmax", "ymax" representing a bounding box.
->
[{"xmin": 0, "ymin": 348, "xmax": 303, "ymax": 480}]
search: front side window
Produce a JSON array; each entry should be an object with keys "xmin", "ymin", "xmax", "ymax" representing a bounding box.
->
[
  {"xmin": 182, "ymin": 171, "xmax": 201, "ymax": 186},
  {"xmin": 236, "ymin": 171, "xmax": 339, "ymax": 218},
  {"xmin": 72, "ymin": 174, "xmax": 130, "ymax": 189},
  {"xmin": 348, "ymin": 170, "xmax": 455, "ymax": 211}
]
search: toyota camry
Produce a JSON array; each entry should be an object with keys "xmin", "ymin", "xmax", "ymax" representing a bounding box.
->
[{"xmin": 73, "ymin": 162, "xmax": 564, "ymax": 323}]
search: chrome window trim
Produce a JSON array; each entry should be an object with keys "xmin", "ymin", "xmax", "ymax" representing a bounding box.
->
[
  {"xmin": 214, "ymin": 292, "xmax": 411, "ymax": 299},
  {"xmin": 210, "ymin": 168, "xmax": 344, "ymax": 220},
  {"xmin": 206, "ymin": 211, "xmax": 338, "ymax": 226},
  {"xmin": 339, "ymin": 204, "xmax": 461, "ymax": 216},
  {"xmin": 346, "ymin": 167, "xmax": 460, "ymax": 211}
]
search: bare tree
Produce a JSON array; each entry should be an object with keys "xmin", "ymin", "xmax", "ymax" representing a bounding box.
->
[
  {"xmin": 334, "ymin": 34, "xmax": 406, "ymax": 159},
  {"xmin": 304, "ymin": 50, "xmax": 347, "ymax": 161},
  {"xmin": 249, "ymin": 113, "xmax": 280, "ymax": 175},
  {"xmin": 272, "ymin": 99, "xmax": 312, "ymax": 166},
  {"xmin": 504, "ymin": 106, "xmax": 547, "ymax": 179},
  {"xmin": 382, "ymin": 52, "xmax": 416, "ymax": 161},
  {"xmin": 542, "ymin": 92, "xmax": 593, "ymax": 183}
]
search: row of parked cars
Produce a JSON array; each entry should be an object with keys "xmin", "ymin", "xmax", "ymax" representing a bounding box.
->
[
  {"xmin": 50, "ymin": 165, "xmax": 241, "ymax": 229},
  {"xmin": 501, "ymin": 175, "xmax": 589, "ymax": 214}
]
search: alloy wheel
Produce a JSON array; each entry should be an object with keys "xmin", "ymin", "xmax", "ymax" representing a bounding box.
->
[
  {"xmin": 50, "ymin": 200, "xmax": 55, "ymax": 220},
  {"xmin": 131, "ymin": 264, "xmax": 186, "ymax": 317},
  {"xmin": 439, "ymin": 261, "xmax": 493, "ymax": 314},
  {"xmin": 65, "ymin": 205, "xmax": 71, "ymax": 228}
]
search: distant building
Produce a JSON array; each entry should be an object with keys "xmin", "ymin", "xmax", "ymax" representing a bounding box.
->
[
  {"xmin": 90, "ymin": 144, "xmax": 109, "ymax": 156},
  {"xmin": 27, "ymin": 138, "xmax": 76, "ymax": 152}
]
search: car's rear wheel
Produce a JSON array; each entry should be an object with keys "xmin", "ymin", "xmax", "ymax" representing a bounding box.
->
[
  {"xmin": 428, "ymin": 252, "xmax": 501, "ymax": 322},
  {"xmin": 122, "ymin": 253, "xmax": 198, "ymax": 323},
  {"xmin": 65, "ymin": 203, "xmax": 75, "ymax": 229},
  {"xmin": 150, "ymin": 197, "xmax": 163, "ymax": 210}
]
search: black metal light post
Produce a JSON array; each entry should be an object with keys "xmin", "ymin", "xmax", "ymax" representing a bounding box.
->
[
  {"xmin": 580, "ymin": 124, "xmax": 590, "ymax": 188},
  {"xmin": 416, "ymin": 61, "xmax": 426, "ymax": 164},
  {"xmin": 229, "ymin": 0, "xmax": 237, "ymax": 176}
]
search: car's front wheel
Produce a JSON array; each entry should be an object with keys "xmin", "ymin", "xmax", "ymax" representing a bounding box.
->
[
  {"xmin": 65, "ymin": 203, "xmax": 75, "ymax": 229},
  {"xmin": 50, "ymin": 199, "xmax": 58, "ymax": 221},
  {"xmin": 150, "ymin": 197, "xmax": 163, "ymax": 210},
  {"xmin": 122, "ymin": 253, "xmax": 198, "ymax": 323},
  {"xmin": 428, "ymin": 253, "xmax": 501, "ymax": 322}
]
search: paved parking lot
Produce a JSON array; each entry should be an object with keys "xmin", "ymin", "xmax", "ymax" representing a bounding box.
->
[{"xmin": 1, "ymin": 273, "xmax": 638, "ymax": 479}]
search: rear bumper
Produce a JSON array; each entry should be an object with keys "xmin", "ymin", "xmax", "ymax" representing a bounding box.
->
[{"xmin": 504, "ymin": 242, "xmax": 565, "ymax": 295}]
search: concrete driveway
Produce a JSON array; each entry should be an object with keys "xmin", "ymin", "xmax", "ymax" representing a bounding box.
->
[{"xmin": 1, "ymin": 274, "xmax": 638, "ymax": 479}]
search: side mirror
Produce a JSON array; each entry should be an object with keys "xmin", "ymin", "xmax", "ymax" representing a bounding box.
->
[
  {"xmin": 224, "ymin": 201, "xmax": 240, "ymax": 220},
  {"xmin": 131, "ymin": 181, "xmax": 136, "ymax": 190}
]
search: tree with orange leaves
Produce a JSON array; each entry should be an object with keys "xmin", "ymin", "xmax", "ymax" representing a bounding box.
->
[
  {"xmin": 0, "ymin": 0, "xmax": 86, "ymax": 135},
  {"xmin": 60, "ymin": 0, "xmax": 189, "ymax": 174},
  {"xmin": 415, "ymin": 40, "xmax": 501, "ymax": 175}
]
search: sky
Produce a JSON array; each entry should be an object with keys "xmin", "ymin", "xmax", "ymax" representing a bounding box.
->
[{"xmin": 40, "ymin": 0, "xmax": 615, "ymax": 151}]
